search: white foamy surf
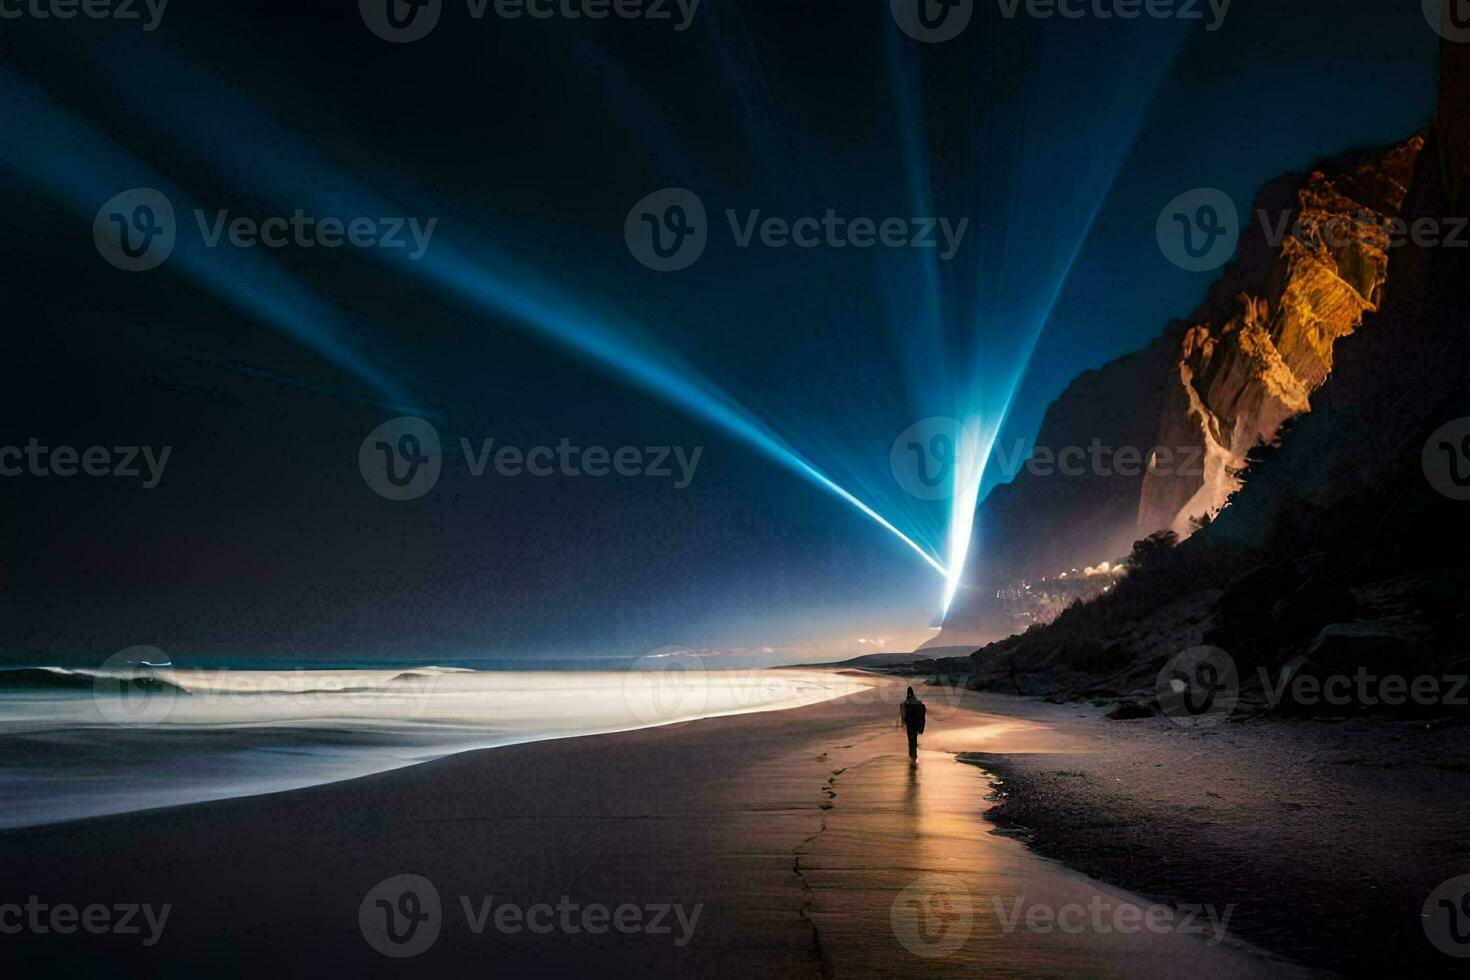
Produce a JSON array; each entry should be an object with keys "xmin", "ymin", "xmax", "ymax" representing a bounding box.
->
[{"xmin": 0, "ymin": 665, "xmax": 871, "ymax": 828}]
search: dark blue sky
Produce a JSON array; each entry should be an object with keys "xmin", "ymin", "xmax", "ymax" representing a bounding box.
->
[{"xmin": 0, "ymin": 1, "xmax": 1438, "ymax": 664}]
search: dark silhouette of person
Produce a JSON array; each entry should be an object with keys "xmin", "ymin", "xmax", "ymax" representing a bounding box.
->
[{"xmin": 899, "ymin": 686, "xmax": 926, "ymax": 761}]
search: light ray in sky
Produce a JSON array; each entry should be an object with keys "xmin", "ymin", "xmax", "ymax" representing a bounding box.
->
[
  {"xmin": 99, "ymin": 51, "xmax": 950, "ymax": 579},
  {"xmin": 0, "ymin": 66, "xmax": 420, "ymax": 416}
]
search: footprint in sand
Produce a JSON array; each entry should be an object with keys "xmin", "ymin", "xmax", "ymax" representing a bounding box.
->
[{"xmin": 820, "ymin": 768, "xmax": 843, "ymax": 808}]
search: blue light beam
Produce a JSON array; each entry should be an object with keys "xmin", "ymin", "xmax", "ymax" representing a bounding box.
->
[{"xmin": 102, "ymin": 53, "xmax": 948, "ymax": 579}]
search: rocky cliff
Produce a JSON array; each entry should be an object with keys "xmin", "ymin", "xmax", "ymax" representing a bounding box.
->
[
  {"xmin": 935, "ymin": 134, "xmax": 1425, "ymax": 647},
  {"xmin": 905, "ymin": 41, "xmax": 1470, "ymax": 977},
  {"xmin": 1138, "ymin": 137, "xmax": 1424, "ymax": 537},
  {"xmin": 927, "ymin": 33, "xmax": 1470, "ymax": 694}
]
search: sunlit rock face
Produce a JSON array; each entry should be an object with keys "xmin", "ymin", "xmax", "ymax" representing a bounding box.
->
[
  {"xmin": 938, "ymin": 137, "xmax": 1425, "ymax": 648},
  {"xmin": 1138, "ymin": 136, "xmax": 1425, "ymax": 539},
  {"xmin": 938, "ymin": 43, "xmax": 1468, "ymax": 654}
]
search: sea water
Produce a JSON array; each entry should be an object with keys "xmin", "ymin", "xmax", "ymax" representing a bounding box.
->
[{"xmin": 0, "ymin": 664, "xmax": 870, "ymax": 828}]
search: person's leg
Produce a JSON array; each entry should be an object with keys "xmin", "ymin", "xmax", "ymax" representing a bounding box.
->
[{"xmin": 906, "ymin": 727, "xmax": 917, "ymax": 760}]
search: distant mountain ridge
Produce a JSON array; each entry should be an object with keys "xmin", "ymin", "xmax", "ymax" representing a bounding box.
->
[{"xmin": 783, "ymin": 652, "xmax": 934, "ymax": 669}]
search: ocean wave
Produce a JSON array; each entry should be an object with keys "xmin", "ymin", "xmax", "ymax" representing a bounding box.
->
[
  {"xmin": 389, "ymin": 666, "xmax": 477, "ymax": 680},
  {"xmin": 0, "ymin": 665, "xmax": 481, "ymax": 698},
  {"xmin": 0, "ymin": 667, "xmax": 190, "ymax": 695}
]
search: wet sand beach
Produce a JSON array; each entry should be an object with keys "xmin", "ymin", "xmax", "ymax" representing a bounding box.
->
[{"xmin": 2, "ymin": 673, "xmax": 1309, "ymax": 978}]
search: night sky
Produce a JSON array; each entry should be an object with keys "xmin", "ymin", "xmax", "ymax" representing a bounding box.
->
[{"xmin": 0, "ymin": 1, "xmax": 1438, "ymax": 665}]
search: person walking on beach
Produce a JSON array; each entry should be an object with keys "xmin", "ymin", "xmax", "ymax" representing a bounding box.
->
[{"xmin": 899, "ymin": 687, "xmax": 926, "ymax": 762}]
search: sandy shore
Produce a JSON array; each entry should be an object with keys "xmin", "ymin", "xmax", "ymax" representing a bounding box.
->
[
  {"xmin": 963, "ymin": 700, "xmax": 1470, "ymax": 977},
  {"xmin": 2, "ymin": 673, "xmax": 1324, "ymax": 977}
]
